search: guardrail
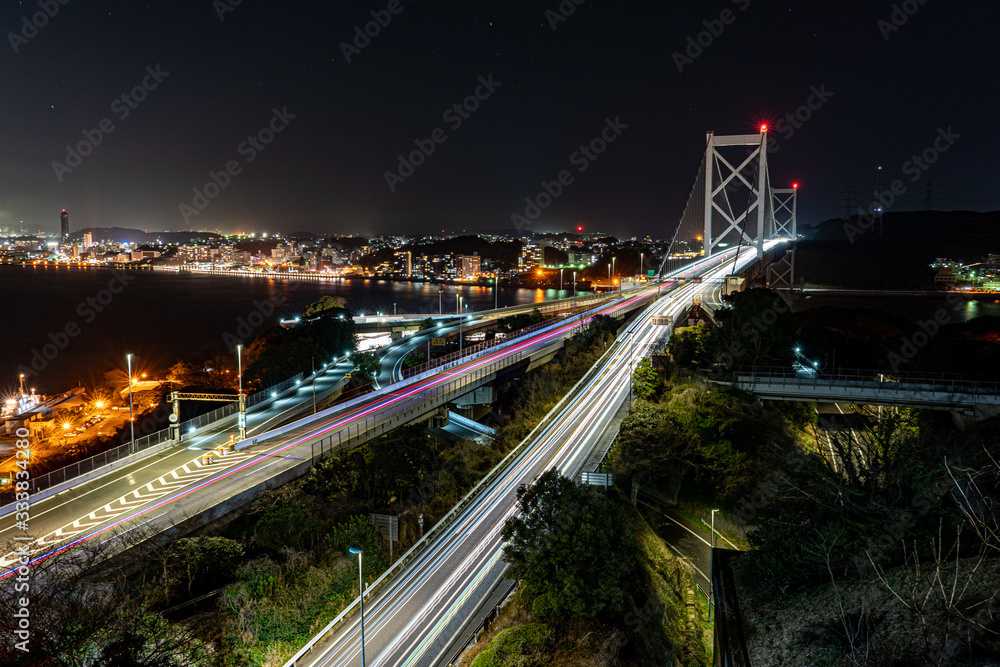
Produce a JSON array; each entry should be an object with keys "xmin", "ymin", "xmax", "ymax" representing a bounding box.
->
[
  {"xmin": 280, "ymin": 298, "xmax": 639, "ymax": 667},
  {"xmin": 7, "ymin": 373, "xmax": 305, "ymax": 501},
  {"xmin": 444, "ymin": 579, "xmax": 519, "ymax": 666},
  {"xmin": 400, "ymin": 288, "xmax": 657, "ymax": 380}
]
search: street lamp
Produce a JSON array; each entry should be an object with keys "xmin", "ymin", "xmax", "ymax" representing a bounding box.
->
[
  {"xmin": 438, "ymin": 289, "xmax": 443, "ymax": 315},
  {"xmin": 237, "ymin": 344, "xmax": 246, "ymax": 441},
  {"xmin": 640, "ymin": 252, "xmax": 644, "ymax": 280},
  {"xmin": 126, "ymin": 353, "xmax": 135, "ymax": 452},
  {"xmin": 709, "ymin": 508, "xmax": 719, "ymax": 621},
  {"xmin": 559, "ymin": 268, "xmax": 564, "ymax": 292},
  {"xmin": 349, "ymin": 547, "xmax": 367, "ymax": 667},
  {"xmin": 459, "ymin": 297, "xmax": 465, "ymax": 353}
]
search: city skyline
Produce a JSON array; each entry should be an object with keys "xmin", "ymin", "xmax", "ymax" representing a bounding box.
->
[{"xmin": 1, "ymin": 1, "xmax": 998, "ymax": 238}]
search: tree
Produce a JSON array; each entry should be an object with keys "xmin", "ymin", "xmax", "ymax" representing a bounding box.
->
[
  {"xmin": 631, "ymin": 358, "xmax": 659, "ymax": 400},
  {"xmin": 501, "ymin": 469, "xmax": 635, "ymax": 619},
  {"xmin": 350, "ymin": 350, "xmax": 382, "ymax": 383},
  {"xmin": 714, "ymin": 288, "xmax": 797, "ymax": 370},
  {"xmin": 668, "ymin": 323, "xmax": 716, "ymax": 369},
  {"xmin": 302, "ymin": 295, "xmax": 347, "ymax": 318}
]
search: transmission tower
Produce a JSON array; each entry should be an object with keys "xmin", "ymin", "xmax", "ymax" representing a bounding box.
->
[
  {"xmin": 873, "ymin": 166, "xmax": 884, "ymax": 237},
  {"xmin": 840, "ymin": 188, "xmax": 857, "ymax": 219}
]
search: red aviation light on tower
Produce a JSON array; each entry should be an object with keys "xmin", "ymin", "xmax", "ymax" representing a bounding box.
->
[
  {"xmin": 792, "ymin": 182, "xmax": 800, "ymax": 190},
  {"xmin": 577, "ymin": 225, "xmax": 583, "ymax": 232},
  {"xmin": 759, "ymin": 124, "xmax": 769, "ymax": 133}
]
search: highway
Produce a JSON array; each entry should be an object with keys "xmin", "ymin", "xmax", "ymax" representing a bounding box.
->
[
  {"xmin": 285, "ymin": 243, "xmax": 780, "ymax": 667},
  {"xmin": 0, "ymin": 285, "xmax": 658, "ymax": 577}
]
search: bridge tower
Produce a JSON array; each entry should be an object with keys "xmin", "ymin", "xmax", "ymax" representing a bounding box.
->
[
  {"xmin": 658, "ymin": 126, "xmax": 797, "ymax": 279},
  {"xmin": 702, "ymin": 128, "xmax": 772, "ymax": 259}
]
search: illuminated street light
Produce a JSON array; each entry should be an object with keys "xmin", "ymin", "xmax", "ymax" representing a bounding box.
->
[
  {"xmin": 126, "ymin": 353, "xmax": 135, "ymax": 453},
  {"xmin": 349, "ymin": 547, "xmax": 367, "ymax": 667},
  {"xmin": 237, "ymin": 344, "xmax": 246, "ymax": 441}
]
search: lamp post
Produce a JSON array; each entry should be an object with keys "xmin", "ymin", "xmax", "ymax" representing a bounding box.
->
[
  {"xmin": 572, "ymin": 270, "xmax": 578, "ymax": 308},
  {"xmin": 349, "ymin": 547, "xmax": 366, "ymax": 667},
  {"xmin": 607, "ymin": 263, "xmax": 611, "ymax": 291},
  {"xmin": 237, "ymin": 345, "xmax": 246, "ymax": 440},
  {"xmin": 709, "ymin": 508, "xmax": 719, "ymax": 621},
  {"xmin": 459, "ymin": 297, "xmax": 465, "ymax": 353},
  {"xmin": 126, "ymin": 353, "xmax": 135, "ymax": 452},
  {"xmin": 438, "ymin": 289, "xmax": 443, "ymax": 315},
  {"xmin": 559, "ymin": 268, "xmax": 564, "ymax": 292},
  {"xmin": 640, "ymin": 252, "xmax": 644, "ymax": 280}
]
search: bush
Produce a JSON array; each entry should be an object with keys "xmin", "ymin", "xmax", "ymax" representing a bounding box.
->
[{"xmin": 471, "ymin": 624, "xmax": 554, "ymax": 667}]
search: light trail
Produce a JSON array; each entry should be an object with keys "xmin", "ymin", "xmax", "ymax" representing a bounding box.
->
[
  {"xmin": 0, "ymin": 281, "xmax": 661, "ymax": 581},
  {"xmin": 287, "ymin": 242, "xmax": 781, "ymax": 667}
]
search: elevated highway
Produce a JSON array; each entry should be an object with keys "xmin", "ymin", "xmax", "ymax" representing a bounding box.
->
[
  {"xmin": 0, "ymin": 286, "xmax": 660, "ymax": 576},
  {"xmin": 284, "ymin": 242, "xmax": 783, "ymax": 667}
]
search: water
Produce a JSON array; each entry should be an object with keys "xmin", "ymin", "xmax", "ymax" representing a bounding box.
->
[
  {"xmin": 0, "ymin": 265, "xmax": 572, "ymax": 396},
  {"xmin": 783, "ymin": 291, "xmax": 1000, "ymax": 323}
]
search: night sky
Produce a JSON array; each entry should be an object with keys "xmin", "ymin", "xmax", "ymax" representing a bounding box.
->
[{"xmin": 1, "ymin": 0, "xmax": 998, "ymax": 239}]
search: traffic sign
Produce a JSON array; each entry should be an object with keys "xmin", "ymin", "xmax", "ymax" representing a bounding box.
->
[{"xmin": 431, "ymin": 337, "xmax": 447, "ymax": 346}]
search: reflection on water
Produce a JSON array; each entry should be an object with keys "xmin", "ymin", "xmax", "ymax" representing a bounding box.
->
[
  {"xmin": 788, "ymin": 293, "xmax": 1000, "ymax": 323},
  {"xmin": 0, "ymin": 266, "xmax": 575, "ymax": 394}
]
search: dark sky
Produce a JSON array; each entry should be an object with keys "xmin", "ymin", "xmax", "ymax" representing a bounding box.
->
[{"xmin": 1, "ymin": 0, "xmax": 998, "ymax": 239}]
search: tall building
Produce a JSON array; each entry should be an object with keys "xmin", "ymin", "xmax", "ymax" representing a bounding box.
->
[
  {"xmin": 460, "ymin": 253, "xmax": 481, "ymax": 280},
  {"xmin": 60, "ymin": 210, "xmax": 69, "ymax": 242},
  {"xmin": 83, "ymin": 232, "xmax": 93, "ymax": 250}
]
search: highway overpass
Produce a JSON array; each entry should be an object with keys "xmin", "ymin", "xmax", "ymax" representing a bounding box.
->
[
  {"xmin": 283, "ymin": 243, "xmax": 782, "ymax": 667},
  {"xmin": 0, "ymin": 285, "xmax": 662, "ymax": 575},
  {"xmin": 730, "ymin": 367, "xmax": 1000, "ymax": 421}
]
